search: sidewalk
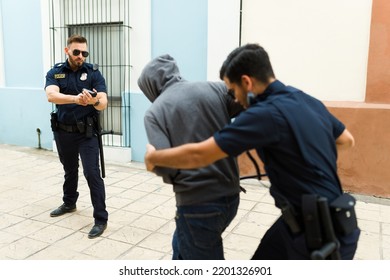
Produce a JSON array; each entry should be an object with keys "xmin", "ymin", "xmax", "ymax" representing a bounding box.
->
[{"xmin": 0, "ymin": 143, "xmax": 389, "ymax": 260}]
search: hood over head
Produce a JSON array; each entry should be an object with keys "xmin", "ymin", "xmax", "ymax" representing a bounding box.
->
[{"xmin": 137, "ymin": 54, "xmax": 182, "ymax": 102}]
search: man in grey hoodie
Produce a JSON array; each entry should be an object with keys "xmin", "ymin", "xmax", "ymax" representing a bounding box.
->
[{"xmin": 138, "ymin": 54, "xmax": 243, "ymax": 260}]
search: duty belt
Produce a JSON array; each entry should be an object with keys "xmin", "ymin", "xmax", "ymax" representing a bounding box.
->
[{"xmin": 58, "ymin": 123, "xmax": 81, "ymax": 133}]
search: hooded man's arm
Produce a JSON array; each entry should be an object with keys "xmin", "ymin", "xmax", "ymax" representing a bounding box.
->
[{"xmin": 144, "ymin": 113, "xmax": 178, "ymax": 183}]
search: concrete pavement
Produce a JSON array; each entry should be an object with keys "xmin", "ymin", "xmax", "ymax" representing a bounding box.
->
[{"xmin": 0, "ymin": 144, "xmax": 389, "ymax": 260}]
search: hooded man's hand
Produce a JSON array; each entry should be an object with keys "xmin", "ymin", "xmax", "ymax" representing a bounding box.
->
[{"xmin": 144, "ymin": 144, "xmax": 156, "ymax": 172}]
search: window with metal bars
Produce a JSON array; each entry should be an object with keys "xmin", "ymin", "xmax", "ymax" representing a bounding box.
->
[{"xmin": 48, "ymin": 0, "xmax": 131, "ymax": 147}]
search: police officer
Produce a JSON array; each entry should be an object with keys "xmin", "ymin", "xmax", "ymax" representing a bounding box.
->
[
  {"xmin": 45, "ymin": 34, "xmax": 108, "ymax": 239},
  {"xmin": 144, "ymin": 43, "xmax": 360, "ymax": 259}
]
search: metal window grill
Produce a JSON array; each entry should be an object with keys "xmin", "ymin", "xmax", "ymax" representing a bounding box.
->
[{"xmin": 48, "ymin": 0, "xmax": 132, "ymax": 147}]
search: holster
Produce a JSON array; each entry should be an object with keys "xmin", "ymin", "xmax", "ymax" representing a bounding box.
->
[
  {"xmin": 329, "ymin": 193, "xmax": 358, "ymax": 236},
  {"xmin": 76, "ymin": 120, "xmax": 86, "ymax": 134},
  {"xmin": 85, "ymin": 116, "xmax": 94, "ymax": 138},
  {"xmin": 275, "ymin": 190, "xmax": 302, "ymax": 234},
  {"xmin": 302, "ymin": 194, "xmax": 323, "ymax": 250},
  {"xmin": 50, "ymin": 112, "xmax": 58, "ymax": 132},
  {"xmin": 300, "ymin": 192, "xmax": 358, "ymax": 259},
  {"xmin": 281, "ymin": 202, "xmax": 301, "ymax": 234}
]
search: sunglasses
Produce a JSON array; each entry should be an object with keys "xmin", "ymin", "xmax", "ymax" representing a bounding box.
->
[{"xmin": 72, "ymin": 49, "xmax": 89, "ymax": 57}]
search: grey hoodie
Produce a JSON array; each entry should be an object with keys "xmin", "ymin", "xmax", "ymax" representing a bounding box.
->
[{"xmin": 138, "ymin": 54, "xmax": 243, "ymax": 206}]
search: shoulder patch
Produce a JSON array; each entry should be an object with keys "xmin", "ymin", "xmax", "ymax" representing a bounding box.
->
[
  {"xmin": 54, "ymin": 63, "xmax": 64, "ymax": 68},
  {"xmin": 84, "ymin": 63, "xmax": 98, "ymax": 71}
]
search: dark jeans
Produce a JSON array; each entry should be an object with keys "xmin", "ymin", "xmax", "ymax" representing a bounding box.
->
[
  {"xmin": 54, "ymin": 130, "xmax": 108, "ymax": 224},
  {"xmin": 251, "ymin": 216, "xmax": 360, "ymax": 260},
  {"xmin": 172, "ymin": 194, "xmax": 239, "ymax": 260}
]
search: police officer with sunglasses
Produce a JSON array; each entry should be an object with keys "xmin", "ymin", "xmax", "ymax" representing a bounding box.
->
[{"xmin": 45, "ymin": 34, "xmax": 109, "ymax": 239}]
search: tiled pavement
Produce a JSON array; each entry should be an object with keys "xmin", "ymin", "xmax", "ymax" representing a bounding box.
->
[{"xmin": 0, "ymin": 144, "xmax": 389, "ymax": 260}]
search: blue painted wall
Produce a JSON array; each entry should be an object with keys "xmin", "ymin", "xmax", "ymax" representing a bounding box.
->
[
  {"xmin": 1, "ymin": 0, "xmax": 45, "ymax": 87},
  {"xmin": 151, "ymin": 0, "xmax": 208, "ymax": 81},
  {"xmin": 0, "ymin": 0, "xmax": 53, "ymax": 149},
  {"xmin": 0, "ymin": 0, "xmax": 210, "ymax": 161},
  {"xmin": 0, "ymin": 88, "xmax": 53, "ymax": 149},
  {"xmin": 130, "ymin": 93, "xmax": 151, "ymax": 162}
]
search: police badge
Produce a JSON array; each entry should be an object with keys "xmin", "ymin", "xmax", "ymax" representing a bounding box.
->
[{"xmin": 80, "ymin": 73, "xmax": 88, "ymax": 81}]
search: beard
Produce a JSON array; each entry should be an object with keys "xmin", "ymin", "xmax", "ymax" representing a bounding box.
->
[{"xmin": 68, "ymin": 56, "xmax": 85, "ymax": 69}]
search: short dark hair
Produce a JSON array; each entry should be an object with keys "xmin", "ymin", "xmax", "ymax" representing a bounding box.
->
[
  {"xmin": 220, "ymin": 43, "xmax": 275, "ymax": 84},
  {"xmin": 67, "ymin": 34, "xmax": 88, "ymax": 46}
]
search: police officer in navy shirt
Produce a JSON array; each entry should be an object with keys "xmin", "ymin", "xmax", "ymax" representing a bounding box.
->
[
  {"xmin": 45, "ymin": 34, "xmax": 108, "ymax": 239},
  {"xmin": 144, "ymin": 44, "xmax": 360, "ymax": 259}
]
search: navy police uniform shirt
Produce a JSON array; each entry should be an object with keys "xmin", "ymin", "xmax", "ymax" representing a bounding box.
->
[
  {"xmin": 214, "ymin": 80, "xmax": 345, "ymax": 209},
  {"xmin": 45, "ymin": 60, "xmax": 107, "ymax": 124}
]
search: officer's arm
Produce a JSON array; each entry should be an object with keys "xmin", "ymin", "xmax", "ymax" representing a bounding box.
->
[
  {"xmin": 336, "ymin": 128, "xmax": 355, "ymax": 151},
  {"xmin": 80, "ymin": 89, "xmax": 108, "ymax": 110},
  {"xmin": 144, "ymin": 136, "xmax": 228, "ymax": 172},
  {"xmin": 46, "ymin": 85, "xmax": 83, "ymax": 105},
  {"xmin": 92, "ymin": 91, "xmax": 108, "ymax": 111}
]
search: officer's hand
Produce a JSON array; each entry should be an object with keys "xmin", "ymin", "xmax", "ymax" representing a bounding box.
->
[
  {"xmin": 77, "ymin": 93, "xmax": 88, "ymax": 106},
  {"xmin": 144, "ymin": 144, "xmax": 156, "ymax": 172},
  {"xmin": 81, "ymin": 89, "xmax": 98, "ymax": 106}
]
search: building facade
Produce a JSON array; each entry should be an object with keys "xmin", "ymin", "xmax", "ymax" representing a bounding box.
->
[{"xmin": 0, "ymin": 0, "xmax": 388, "ymax": 197}]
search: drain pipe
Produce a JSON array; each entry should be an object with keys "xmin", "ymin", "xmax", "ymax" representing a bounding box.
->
[{"xmin": 36, "ymin": 128, "xmax": 41, "ymax": 149}]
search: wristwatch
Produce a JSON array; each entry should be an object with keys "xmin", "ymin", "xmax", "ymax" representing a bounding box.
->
[{"xmin": 93, "ymin": 99, "xmax": 100, "ymax": 107}]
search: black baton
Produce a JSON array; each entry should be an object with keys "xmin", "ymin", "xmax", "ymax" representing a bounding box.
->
[{"xmin": 96, "ymin": 116, "xmax": 113, "ymax": 178}]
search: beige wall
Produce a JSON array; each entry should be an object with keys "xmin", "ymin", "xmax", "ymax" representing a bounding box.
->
[
  {"xmin": 327, "ymin": 104, "xmax": 390, "ymax": 198},
  {"xmin": 339, "ymin": 0, "xmax": 390, "ymax": 198},
  {"xmin": 240, "ymin": 0, "xmax": 372, "ymax": 102},
  {"xmin": 336, "ymin": 0, "xmax": 390, "ymax": 198},
  {"xmin": 366, "ymin": 0, "xmax": 390, "ymax": 103}
]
